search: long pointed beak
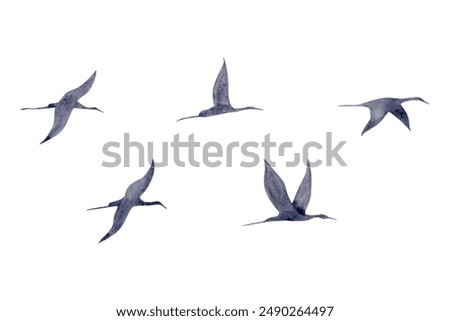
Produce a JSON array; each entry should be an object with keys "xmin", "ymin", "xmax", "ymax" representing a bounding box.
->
[
  {"xmin": 176, "ymin": 115, "xmax": 200, "ymax": 122},
  {"xmin": 242, "ymin": 220, "xmax": 266, "ymax": 226},
  {"xmin": 338, "ymin": 104, "xmax": 361, "ymax": 107}
]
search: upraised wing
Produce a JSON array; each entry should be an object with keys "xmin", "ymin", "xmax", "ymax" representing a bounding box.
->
[
  {"xmin": 263, "ymin": 160, "xmax": 294, "ymax": 213},
  {"xmin": 212, "ymin": 60, "xmax": 230, "ymax": 106},
  {"xmin": 292, "ymin": 160, "xmax": 312, "ymax": 214},
  {"xmin": 124, "ymin": 160, "xmax": 155, "ymax": 199},
  {"xmin": 61, "ymin": 71, "xmax": 97, "ymax": 102}
]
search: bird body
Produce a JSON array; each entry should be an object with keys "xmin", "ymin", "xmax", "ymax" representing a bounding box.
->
[
  {"xmin": 88, "ymin": 160, "xmax": 166, "ymax": 243},
  {"xmin": 243, "ymin": 160, "xmax": 335, "ymax": 226},
  {"xmin": 177, "ymin": 60, "xmax": 262, "ymax": 121},
  {"xmin": 339, "ymin": 97, "xmax": 428, "ymax": 135},
  {"xmin": 21, "ymin": 71, "xmax": 102, "ymax": 143}
]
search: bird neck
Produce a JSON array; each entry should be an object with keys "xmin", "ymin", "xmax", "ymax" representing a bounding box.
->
[
  {"xmin": 307, "ymin": 214, "xmax": 326, "ymax": 220},
  {"xmin": 398, "ymin": 97, "xmax": 421, "ymax": 104},
  {"xmin": 235, "ymin": 106, "xmax": 260, "ymax": 112}
]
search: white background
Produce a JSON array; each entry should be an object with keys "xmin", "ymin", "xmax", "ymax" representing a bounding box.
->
[{"xmin": 1, "ymin": 1, "xmax": 449, "ymax": 320}]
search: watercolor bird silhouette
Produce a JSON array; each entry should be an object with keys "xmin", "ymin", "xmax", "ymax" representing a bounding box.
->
[
  {"xmin": 339, "ymin": 97, "xmax": 428, "ymax": 135},
  {"xmin": 176, "ymin": 59, "xmax": 262, "ymax": 121},
  {"xmin": 87, "ymin": 160, "xmax": 166, "ymax": 243},
  {"xmin": 243, "ymin": 160, "xmax": 335, "ymax": 226},
  {"xmin": 21, "ymin": 71, "xmax": 102, "ymax": 144}
]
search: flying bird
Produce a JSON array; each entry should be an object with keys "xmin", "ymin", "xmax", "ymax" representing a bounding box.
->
[
  {"xmin": 339, "ymin": 97, "xmax": 428, "ymax": 135},
  {"xmin": 176, "ymin": 59, "xmax": 262, "ymax": 122},
  {"xmin": 243, "ymin": 160, "xmax": 335, "ymax": 226},
  {"xmin": 21, "ymin": 71, "xmax": 102, "ymax": 144},
  {"xmin": 87, "ymin": 160, "xmax": 166, "ymax": 243}
]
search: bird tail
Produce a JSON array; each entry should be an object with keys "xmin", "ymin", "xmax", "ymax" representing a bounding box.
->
[
  {"xmin": 242, "ymin": 220, "xmax": 266, "ymax": 226},
  {"xmin": 87, "ymin": 205, "xmax": 113, "ymax": 211},
  {"xmin": 87, "ymin": 200, "xmax": 121, "ymax": 211},
  {"xmin": 176, "ymin": 115, "xmax": 200, "ymax": 122}
]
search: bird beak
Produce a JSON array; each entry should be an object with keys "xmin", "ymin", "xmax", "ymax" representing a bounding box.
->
[{"xmin": 176, "ymin": 115, "xmax": 200, "ymax": 122}]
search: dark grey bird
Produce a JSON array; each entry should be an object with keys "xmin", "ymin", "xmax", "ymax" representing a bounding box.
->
[
  {"xmin": 176, "ymin": 59, "xmax": 262, "ymax": 122},
  {"xmin": 339, "ymin": 97, "xmax": 428, "ymax": 135},
  {"xmin": 21, "ymin": 71, "xmax": 102, "ymax": 144},
  {"xmin": 87, "ymin": 160, "xmax": 166, "ymax": 243},
  {"xmin": 243, "ymin": 160, "xmax": 335, "ymax": 226}
]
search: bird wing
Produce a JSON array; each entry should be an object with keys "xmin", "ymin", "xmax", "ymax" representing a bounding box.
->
[
  {"xmin": 390, "ymin": 105, "xmax": 410, "ymax": 130},
  {"xmin": 362, "ymin": 105, "xmax": 388, "ymax": 135},
  {"xmin": 263, "ymin": 160, "xmax": 294, "ymax": 212},
  {"xmin": 41, "ymin": 106, "xmax": 73, "ymax": 143},
  {"xmin": 125, "ymin": 160, "xmax": 155, "ymax": 199},
  {"xmin": 61, "ymin": 71, "xmax": 96, "ymax": 102},
  {"xmin": 292, "ymin": 160, "xmax": 312, "ymax": 214},
  {"xmin": 99, "ymin": 201, "xmax": 134, "ymax": 243},
  {"xmin": 212, "ymin": 60, "xmax": 230, "ymax": 106}
]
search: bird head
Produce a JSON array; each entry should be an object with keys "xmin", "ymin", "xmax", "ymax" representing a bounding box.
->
[
  {"xmin": 400, "ymin": 97, "xmax": 429, "ymax": 105},
  {"xmin": 314, "ymin": 214, "xmax": 336, "ymax": 220},
  {"xmin": 415, "ymin": 97, "xmax": 429, "ymax": 104}
]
